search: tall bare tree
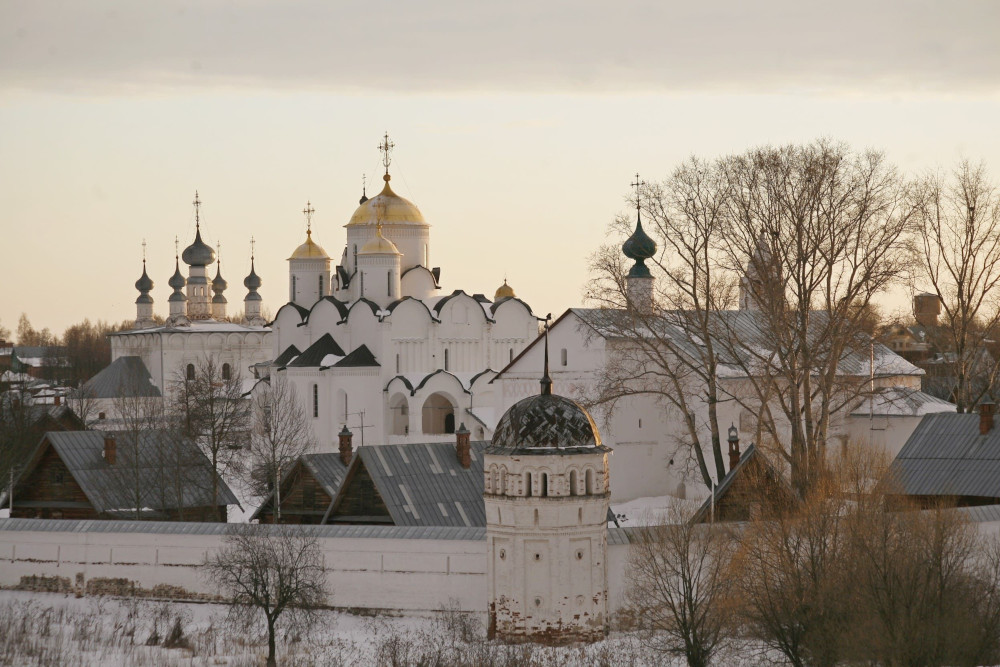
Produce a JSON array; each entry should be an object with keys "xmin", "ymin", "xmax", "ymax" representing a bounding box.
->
[
  {"xmin": 204, "ymin": 524, "xmax": 328, "ymax": 667},
  {"xmin": 247, "ymin": 373, "xmax": 314, "ymax": 519},
  {"xmin": 914, "ymin": 160, "xmax": 1000, "ymax": 412}
]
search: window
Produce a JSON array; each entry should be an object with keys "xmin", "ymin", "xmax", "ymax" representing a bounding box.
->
[
  {"xmin": 291, "ymin": 275, "xmax": 297, "ymax": 301},
  {"xmin": 319, "ymin": 275, "xmax": 324, "ymax": 298},
  {"xmin": 509, "ymin": 348, "xmax": 513, "ymax": 363},
  {"xmin": 387, "ymin": 271, "xmax": 392, "ymax": 297},
  {"xmin": 540, "ymin": 472, "xmax": 548, "ymax": 497},
  {"xmin": 525, "ymin": 472, "xmax": 533, "ymax": 497},
  {"xmin": 498, "ymin": 468, "xmax": 507, "ymax": 495},
  {"xmin": 444, "ymin": 349, "xmax": 449, "ymax": 371},
  {"xmin": 186, "ymin": 363, "xmax": 195, "ymax": 381},
  {"xmin": 395, "ymin": 353, "xmax": 400, "ymax": 373},
  {"xmin": 353, "ymin": 245, "xmax": 358, "ymax": 268},
  {"xmin": 222, "ymin": 363, "xmax": 231, "ymax": 380},
  {"xmin": 360, "ymin": 272, "xmax": 365, "ymax": 296},
  {"xmin": 312, "ymin": 384, "xmax": 319, "ymax": 418},
  {"xmin": 560, "ymin": 348, "xmax": 567, "ymax": 366},
  {"xmin": 569, "ymin": 469, "xmax": 579, "ymax": 495},
  {"xmin": 585, "ymin": 468, "xmax": 595, "ymax": 495}
]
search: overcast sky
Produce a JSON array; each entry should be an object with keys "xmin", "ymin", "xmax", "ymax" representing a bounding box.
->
[{"xmin": 2, "ymin": 1, "xmax": 999, "ymax": 335}]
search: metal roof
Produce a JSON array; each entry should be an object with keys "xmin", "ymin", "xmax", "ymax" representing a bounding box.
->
[
  {"xmin": 287, "ymin": 333, "xmax": 346, "ymax": 367},
  {"xmin": 248, "ymin": 453, "xmax": 350, "ymax": 522},
  {"xmin": 850, "ymin": 388, "xmax": 956, "ymax": 417},
  {"xmin": 354, "ymin": 441, "xmax": 489, "ymax": 527},
  {"xmin": 81, "ymin": 356, "xmax": 161, "ymax": 399},
  {"xmin": 329, "ymin": 344, "xmax": 379, "ymax": 368},
  {"xmin": 891, "ymin": 413, "xmax": 1000, "ymax": 498},
  {"xmin": 272, "ymin": 344, "xmax": 301, "ymax": 367},
  {"xmin": 26, "ymin": 430, "xmax": 238, "ymax": 513},
  {"xmin": 0, "ymin": 517, "xmax": 487, "ymax": 540}
]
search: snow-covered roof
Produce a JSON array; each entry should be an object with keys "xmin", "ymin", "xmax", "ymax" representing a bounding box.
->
[
  {"xmin": 850, "ymin": 388, "xmax": 957, "ymax": 417},
  {"xmin": 109, "ymin": 321, "xmax": 270, "ymax": 335}
]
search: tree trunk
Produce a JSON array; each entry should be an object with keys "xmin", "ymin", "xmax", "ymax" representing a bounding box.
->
[{"xmin": 266, "ymin": 616, "xmax": 277, "ymax": 667}]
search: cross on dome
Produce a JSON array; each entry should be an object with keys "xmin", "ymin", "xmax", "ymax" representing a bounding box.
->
[
  {"xmin": 303, "ymin": 201, "xmax": 315, "ymax": 234},
  {"xmin": 630, "ymin": 173, "xmax": 645, "ymax": 211},
  {"xmin": 250, "ymin": 235, "xmax": 256, "ymax": 260},
  {"xmin": 193, "ymin": 191, "xmax": 202, "ymax": 228},
  {"xmin": 378, "ymin": 132, "xmax": 395, "ymax": 179}
]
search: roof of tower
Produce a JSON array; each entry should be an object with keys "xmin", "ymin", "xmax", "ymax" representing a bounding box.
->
[
  {"xmin": 487, "ymin": 393, "xmax": 607, "ymax": 456},
  {"xmin": 347, "ymin": 175, "xmax": 426, "ymax": 226},
  {"xmin": 494, "ymin": 279, "xmax": 515, "ymax": 300},
  {"xmin": 288, "ymin": 229, "xmax": 330, "ymax": 260},
  {"xmin": 182, "ymin": 227, "xmax": 216, "ymax": 267},
  {"xmin": 622, "ymin": 213, "xmax": 657, "ymax": 262},
  {"xmin": 134, "ymin": 262, "xmax": 154, "ymax": 293},
  {"xmin": 244, "ymin": 258, "xmax": 262, "ymax": 291},
  {"xmin": 359, "ymin": 225, "xmax": 402, "ymax": 255},
  {"xmin": 212, "ymin": 263, "xmax": 227, "ymax": 292},
  {"xmin": 168, "ymin": 259, "xmax": 186, "ymax": 290}
]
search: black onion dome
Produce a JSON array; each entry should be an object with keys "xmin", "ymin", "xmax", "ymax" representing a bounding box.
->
[
  {"xmin": 622, "ymin": 214, "xmax": 657, "ymax": 261},
  {"xmin": 182, "ymin": 227, "xmax": 216, "ymax": 267},
  {"xmin": 212, "ymin": 264, "xmax": 227, "ymax": 291},
  {"xmin": 244, "ymin": 259, "xmax": 262, "ymax": 291},
  {"xmin": 487, "ymin": 393, "xmax": 607, "ymax": 455},
  {"xmin": 134, "ymin": 263, "xmax": 154, "ymax": 292},
  {"xmin": 168, "ymin": 259, "xmax": 186, "ymax": 289}
]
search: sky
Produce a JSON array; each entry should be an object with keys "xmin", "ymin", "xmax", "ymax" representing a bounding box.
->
[{"xmin": 2, "ymin": 1, "xmax": 999, "ymax": 337}]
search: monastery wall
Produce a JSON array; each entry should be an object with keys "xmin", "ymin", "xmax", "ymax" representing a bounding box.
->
[{"xmin": 0, "ymin": 519, "xmax": 633, "ymax": 614}]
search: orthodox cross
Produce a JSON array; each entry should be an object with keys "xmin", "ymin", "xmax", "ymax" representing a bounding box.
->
[
  {"xmin": 174, "ymin": 235, "xmax": 179, "ymax": 258},
  {"xmin": 193, "ymin": 191, "xmax": 202, "ymax": 228},
  {"xmin": 630, "ymin": 173, "xmax": 645, "ymax": 211},
  {"xmin": 250, "ymin": 235, "xmax": 256, "ymax": 260},
  {"xmin": 362, "ymin": 173, "xmax": 367, "ymax": 197},
  {"xmin": 141, "ymin": 239, "xmax": 147, "ymax": 266},
  {"xmin": 216, "ymin": 242, "xmax": 222, "ymax": 266},
  {"xmin": 303, "ymin": 201, "xmax": 315, "ymax": 233},
  {"xmin": 378, "ymin": 132, "xmax": 395, "ymax": 176}
]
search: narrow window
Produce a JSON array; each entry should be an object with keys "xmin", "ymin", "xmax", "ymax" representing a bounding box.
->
[
  {"xmin": 570, "ymin": 469, "xmax": 579, "ymax": 495},
  {"xmin": 509, "ymin": 348, "xmax": 513, "ymax": 363},
  {"xmin": 396, "ymin": 353, "xmax": 400, "ymax": 373},
  {"xmin": 540, "ymin": 473, "xmax": 548, "ymax": 497},
  {"xmin": 222, "ymin": 363, "xmax": 231, "ymax": 380},
  {"xmin": 353, "ymin": 245, "xmax": 357, "ymax": 268},
  {"xmin": 534, "ymin": 509, "xmax": 539, "ymax": 526},
  {"xmin": 525, "ymin": 472, "xmax": 533, "ymax": 497},
  {"xmin": 387, "ymin": 271, "xmax": 392, "ymax": 297},
  {"xmin": 560, "ymin": 348, "xmax": 567, "ymax": 366},
  {"xmin": 186, "ymin": 363, "xmax": 195, "ymax": 381},
  {"xmin": 319, "ymin": 275, "xmax": 324, "ymax": 298},
  {"xmin": 585, "ymin": 468, "xmax": 595, "ymax": 495},
  {"xmin": 638, "ymin": 418, "xmax": 642, "ymax": 429},
  {"xmin": 360, "ymin": 272, "xmax": 365, "ymax": 297},
  {"xmin": 291, "ymin": 275, "xmax": 297, "ymax": 301},
  {"xmin": 499, "ymin": 468, "xmax": 506, "ymax": 495},
  {"xmin": 312, "ymin": 384, "xmax": 319, "ymax": 418},
  {"xmin": 444, "ymin": 349, "xmax": 449, "ymax": 371}
]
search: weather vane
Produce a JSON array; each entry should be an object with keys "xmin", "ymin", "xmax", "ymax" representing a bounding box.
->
[
  {"xmin": 303, "ymin": 201, "xmax": 315, "ymax": 233},
  {"xmin": 378, "ymin": 132, "xmax": 395, "ymax": 176},
  {"xmin": 193, "ymin": 191, "xmax": 201, "ymax": 227},
  {"xmin": 630, "ymin": 173, "xmax": 645, "ymax": 211}
]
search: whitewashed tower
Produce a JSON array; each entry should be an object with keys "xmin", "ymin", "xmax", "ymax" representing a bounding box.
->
[
  {"xmin": 133, "ymin": 242, "xmax": 155, "ymax": 328},
  {"xmin": 287, "ymin": 201, "xmax": 331, "ymax": 308},
  {"xmin": 211, "ymin": 248, "xmax": 228, "ymax": 320},
  {"xmin": 243, "ymin": 239, "xmax": 265, "ymax": 326},
  {"xmin": 181, "ymin": 192, "xmax": 217, "ymax": 319},
  {"xmin": 166, "ymin": 248, "xmax": 189, "ymax": 326},
  {"xmin": 622, "ymin": 174, "xmax": 657, "ymax": 313},
  {"xmin": 484, "ymin": 316, "xmax": 611, "ymax": 644}
]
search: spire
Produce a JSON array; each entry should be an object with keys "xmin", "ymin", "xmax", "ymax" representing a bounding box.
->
[
  {"xmin": 540, "ymin": 313, "xmax": 553, "ymax": 395},
  {"xmin": 359, "ymin": 174, "xmax": 369, "ymax": 205},
  {"xmin": 378, "ymin": 132, "xmax": 395, "ymax": 182},
  {"xmin": 243, "ymin": 236, "xmax": 264, "ymax": 326}
]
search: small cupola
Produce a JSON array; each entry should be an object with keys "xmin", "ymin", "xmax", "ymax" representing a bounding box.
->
[{"xmin": 494, "ymin": 278, "xmax": 516, "ymax": 301}]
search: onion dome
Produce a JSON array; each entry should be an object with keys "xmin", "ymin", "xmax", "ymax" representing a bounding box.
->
[
  {"xmin": 212, "ymin": 262, "xmax": 228, "ymax": 292},
  {"xmin": 135, "ymin": 261, "xmax": 154, "ymax": 293},
  {"xmin": 288, "ymin": 229, "xmax": 330, "ymax": 260},
  {"xmin": 347, "ymin": 174, "xmax": 426, "ymax": 226},
  {"xmin": 488, "ymin": 393, "xmax": 604, "ymax": 455},
  {"xmin": 494, "ymin": 279, "xmax": 516, "ymax": 301},
  {"xmin": 360, "ymin": 224, "xmax": 402, "ymax": 255},
  {"xmin": 622, "ymin": 211, "xmax": 657, "ymax": 278},
  {"xmin": 168, "ymin": 258, "xmax": 187, "ymax": 302},
  {"xmin": 182, "ymin": 227, "xmax": 216, "ymax": 267},
  {"xmin": 244, "ymin": 258, "xmax": 262, "ymax": 292}
]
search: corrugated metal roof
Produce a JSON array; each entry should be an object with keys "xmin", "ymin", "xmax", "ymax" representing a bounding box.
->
[
  {"xmin": 0, "ymin": 517, "xmax": 486, "ymax": 540},
  {"xmin": 81, "ymin": 356, "xmax": 161, "ymax": 398},
  {"xmin": 892, "ymin": 413, "xmax": 1000, "ymax": 498},
  {"xmin": 33, "ymin": 430, "xmax": 238, "ymax": 513},
  {"xmin": 357, "ymin": 441, "xmax": 488, "ymax": 527}
]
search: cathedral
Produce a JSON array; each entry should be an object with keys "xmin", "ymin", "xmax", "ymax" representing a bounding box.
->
[{"xmin": 269, "ymin": 135, "xmax": 539, "ymax": 450}]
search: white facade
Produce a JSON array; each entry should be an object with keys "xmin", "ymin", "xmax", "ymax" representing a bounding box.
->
[{"xmin": 271, "ymin": 167, "xmax": 538, "ymax": 452}]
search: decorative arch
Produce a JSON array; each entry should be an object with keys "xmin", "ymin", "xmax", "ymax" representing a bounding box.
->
[
  {"xmin": 421, "ymin": 392, "xmax": 456, "ymax": 435},
  {"xmin": 388, "ymin": 392, "xmax": 409, "ymax": 436}
]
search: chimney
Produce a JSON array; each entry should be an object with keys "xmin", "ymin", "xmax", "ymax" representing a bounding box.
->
[
  {"xmin": 338, "ymin": 425, "xmax": 353, "ymax": 466},
  {"xmin": 727, "ymin": 423, "xmax": 741, "ymax": 471},
  {"xmin": 456, "ymin": 422, "xmax": 471, "ymax": 469},
  {"xmin": 103, "ymin": 436, "xmax": 116, "ymax": 465},
  {"xmin": 914, "ymin": 293, "xmax": 942, "ymax": 328},
  {"xmin": 54, "ymin": 395, "xmax": 60, "ymax": 406},
  {"xmin": 980, "ymin": 402, "xmax": 996, "ymax": 435}
]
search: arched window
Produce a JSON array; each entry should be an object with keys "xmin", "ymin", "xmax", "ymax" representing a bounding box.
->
[
  {"xmin": 498, "ymin": 468, "xmax": 507, "ymax": 495},
  {"xmin": 444, "ymin": 349, "xmax": 449, "ymax": 371},
  {"xmin": 569, "ymin": 469, "xmax": 579, "ymax": 496},
  {"xmin": 291, "ymin": 275, "xmax": 297, "ymax": 301},
  {"xmin": 486, "ymin": 465, "xmax": 495, "ymax": 494},
  {"xmin": 540, "ymin": 472, "xmax": 548, "ymax": 497},
  {"xmin": 560, "ymin": 348, "xmax": 568, "ymax": 366},
  {"xmin": 222, "ymin": 363, "xmax": 231, "ymax": 380},
  {"xmin": 396, "ymin": 353, "xmax": 400, "ymax": 373},
  {"xmin": 312, "ymin": 384, "xmax": 319, "ymax": 418},
  {"xmin": 525, "ymin": 472, "xmax": 533, "ymax": 497},
  {"xmin": 509, "ymin": 348, "xmax": 513, "ymax": 363},
  {"xmin": 387, "ymin": 271, "xmax": 392, "ymax": 297},
  {"xmin": 360, "ymin": 272, "xmax": 365, "ymax": 297},
  {"xmin": 318, "ymin": 275, "xmax": 324, "ymax": 298},
  {"xmin": 585, "ymin": 468, "xmax": 595, "ymax": 495},
  {"xmin": 353, "ymin": 245, "xmax": 357, "ymax": 268},
  {"xmin": 186, "ymin": 363, "xmax": 195, "ymax": 381}
]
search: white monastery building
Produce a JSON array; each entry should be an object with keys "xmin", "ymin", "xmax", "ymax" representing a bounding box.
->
[{"xmin": 270, "ymin": 136, "xmax": 539, "ymax": 450}]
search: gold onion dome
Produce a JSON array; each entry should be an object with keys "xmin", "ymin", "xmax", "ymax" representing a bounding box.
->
[
  {"xmin": 494, "ymin": 279, "xmax": 516, "ymax": 300},
  {"xmin": 347, "ymin": 174, "xmax": 426, "ymax": 226},
  {"xmin": 360, "ymin": 225, "xmax": 401, "ymax": 255},
  {"xmin": 288, "ymin": 229, "xmax": 330, "ymax": 260}
]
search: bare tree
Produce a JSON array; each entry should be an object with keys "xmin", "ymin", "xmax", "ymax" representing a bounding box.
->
[
  {"xmin": 171, "ymin": 356, "xmax": 251, "ymax": 511},
  {"xmin": 111, "ymin": 375, "xmax": 169, "ymax": 520},
  {"xmin": 247, "ymin": 373, "xmax": 315, "ymax": 519},
  {"xmin": 204, "ymin": 524, "xmax": 328, "ymax": 667},
  {"xmin": 67, "ymin": 383, "xmax": 99, "ymax": 428},
  {"xmin": 625, "ymin": 505, "xmax": 736, "ymax": 667},
  {"xmin": 913, "ymin": 160, "xmax": 1000, "ymax": 412}
]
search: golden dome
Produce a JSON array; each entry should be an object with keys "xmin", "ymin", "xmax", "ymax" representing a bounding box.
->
[
  {"xmin": 347, "ymin": 175, "xmax": 426, "ymax": 226},
  {"xmin": 494, "ymin": 279, "xmax": 516, "ymax": 300},
  {"xmin": 288, "ymin": 230, "xmax": 330, "ymax": 260},
  {"xmin": 360, "ymin": 225, "xmax": 402, "ymax": 255}
]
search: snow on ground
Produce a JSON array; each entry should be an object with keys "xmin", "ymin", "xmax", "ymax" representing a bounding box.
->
[{"xmin": 610, "ymin": 495, "xmax": 703, "ymax": 527}]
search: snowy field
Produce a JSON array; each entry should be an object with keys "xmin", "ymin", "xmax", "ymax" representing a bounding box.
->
[{"xmin": 0, "ymin": 589, "xmax": 754, "ymax": 667}]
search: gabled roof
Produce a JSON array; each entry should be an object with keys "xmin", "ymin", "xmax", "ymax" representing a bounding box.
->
[
  {"xmin": 890, "ymin": 413, "xmax": 1000, "ymax": 499},
  {"xmin": 287, "ymin": 334, "xmax": 346, "ymax": 367},
  {"xmin": 329, "ymin": 344, "xmax": 379, "ymax": 368},
  {"xmin": 12, "ymin": 430, "xmax": 237, "ymax": 514},
  {"xmin": 81, "ymin": 356, "xmax": 161, "ymax": 399},
  {"xmin": 272, "ymin": 344, "xmax": 301, "ymax": 367},
  {"xmin": 690, "ymin": 443, "xmax": 797, "ymax": 523},
  {"xmin": 329, "ymin": 441, "xmax": 488, "ymax": 527},
  {"xmin": 249, "ymin": 453, "xmax": 349, "ymax": 522}
]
